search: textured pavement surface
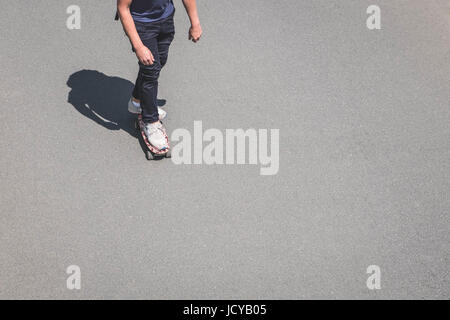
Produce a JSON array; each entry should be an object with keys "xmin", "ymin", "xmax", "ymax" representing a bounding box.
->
[{"xmin": 0, "ymin": 0, "xmax": 449, "ymax": 299}]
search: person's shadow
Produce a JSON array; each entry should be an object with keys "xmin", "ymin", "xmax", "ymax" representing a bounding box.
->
[{"xmin": 66, "ymin": 69, "xmax": 166, "ymax": 138}]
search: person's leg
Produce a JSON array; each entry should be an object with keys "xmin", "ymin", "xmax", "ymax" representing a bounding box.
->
[
  {"xmin": 138, "ymin": 36, "xmax": 161, "ymax": 123},
  {"xmin": 132, "ymin": 14, "xmax": 174, "ymax": 107},
  {"xmin": 157, "ymin": 14, "xmax": 176, "ymax": 69},
  {"xmin": 131, "ymin": 23, "xmax": 144, "ymax": 103},
  {"xmin": 136, "ymin": 15, "xmax": 174, "ymax": 120},
  {"xmin": 130, "ymin": 22, "xmax": 170, "ymax": 119},
  {"xmin": 129, "ymin": 19, "xmax": 161, "ymax": 123},
  {"xmin": 137, "ymin": 39, "xmax": 169, "ymax": 150}
]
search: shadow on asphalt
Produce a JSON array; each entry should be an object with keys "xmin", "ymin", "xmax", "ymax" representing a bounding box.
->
[
  {"xmin": 67, "ymin": 69, "xmax": 136, "ymax": 137},
  {"xmin": 66, "ymin": 69, "xmax": 166, "ymax": 138}
]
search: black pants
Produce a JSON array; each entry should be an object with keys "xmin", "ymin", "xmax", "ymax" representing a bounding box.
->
[{"xmin": 132, "ymin": 13, "xmax": 175, "ymax": 123}]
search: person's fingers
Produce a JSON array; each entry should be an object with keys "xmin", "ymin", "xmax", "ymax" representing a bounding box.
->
[{"xmin": 145, "ymin": 53, "xmax": 153, "ymax": 65}]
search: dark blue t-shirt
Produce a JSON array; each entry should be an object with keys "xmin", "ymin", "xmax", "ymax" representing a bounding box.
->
[{"xmin": 131, "ymin": 0, "xmax": 174, "ymax": 23}]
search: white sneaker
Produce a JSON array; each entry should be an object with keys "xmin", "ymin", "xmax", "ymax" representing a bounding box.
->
[
  {"xmin": 128, "ymin": 98, "xmax": 167, "ymax": 120},
  {"xmin": 128, "ymin": 98, "xmax": 142, "ymax": 114},
  {"xmin": 158, "ymin": 107, "xmax": 167, "ymax": 120},
  {"xmin": 144, "ymin": 121, "xmax": 168, "ymax": 150}
]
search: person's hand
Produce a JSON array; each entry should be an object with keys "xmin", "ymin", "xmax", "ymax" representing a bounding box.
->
[
  {"xmin": 135, "ymin": 45, "xmax": 154, "ymax": 65},
  {"xmin": 189, "ymin": 23, "xmax": 202, "ymax": 43}
]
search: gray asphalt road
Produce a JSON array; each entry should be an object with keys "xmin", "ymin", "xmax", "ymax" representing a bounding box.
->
[{"xmin": 0, "ymin": 0, "xmax": 449, "ymax": 299}]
